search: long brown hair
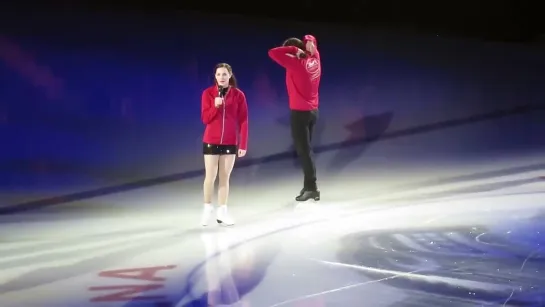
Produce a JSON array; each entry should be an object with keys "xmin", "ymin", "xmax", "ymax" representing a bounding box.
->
[{"xmin": 214, "ymin": 63, "xmax": 237, "ymax": 88}]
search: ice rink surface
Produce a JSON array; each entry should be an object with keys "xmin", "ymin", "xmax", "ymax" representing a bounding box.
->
[{"xmin": 1, "ymin": 111, "xmax": 545, "ymax": 307}]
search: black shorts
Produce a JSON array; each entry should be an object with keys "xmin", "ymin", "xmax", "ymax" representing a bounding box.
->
[{"xmin": 203, "ymin": 143, "xmax": 237, "ymax": 155}]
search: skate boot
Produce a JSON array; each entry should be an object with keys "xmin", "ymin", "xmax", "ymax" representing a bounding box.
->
[
  {"xmin": 216, "ymin": 205, "xmax": 235, "ymax": 226},
  {"xmin": 201, "ymin": 203, "xmax": 214, "ymax": 226},
  {"xmin": 296, "ymin": 190, "xmax": 320, "ymax": 202}
]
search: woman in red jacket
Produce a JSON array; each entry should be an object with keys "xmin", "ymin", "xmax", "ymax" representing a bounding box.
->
[{"xmin": 200, "ymin": 63, "xmax": 248, "ymax": 226}]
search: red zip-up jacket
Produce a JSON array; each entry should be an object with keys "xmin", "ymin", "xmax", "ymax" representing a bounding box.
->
[
  {"xmin": 268, "ymin": 34, "xmax": 321, "ymax": 111},
  {"xmin": 201, "ymin": 85, "xmax": 249, "ymax": 151}
]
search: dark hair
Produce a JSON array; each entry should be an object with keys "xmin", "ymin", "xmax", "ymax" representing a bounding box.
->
[
  {"xmin": 214, "ymin": 63, "xmax": 237, "ymax": 88},
  {"xmin": 282, "ymin": 37, "xmax": 304, "ymax": 50}
]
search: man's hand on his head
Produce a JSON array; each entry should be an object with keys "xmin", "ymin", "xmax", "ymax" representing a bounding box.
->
[{"xmin": 305, "ymin": 41, "xmax": 316, "ymax": 55}]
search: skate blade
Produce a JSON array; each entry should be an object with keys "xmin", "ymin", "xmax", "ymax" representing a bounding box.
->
[{"xmin": 216, "ymin": 219, "xmax": 234, "ymax": 227}]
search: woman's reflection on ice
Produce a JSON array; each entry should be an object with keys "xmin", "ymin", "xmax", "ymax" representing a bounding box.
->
[
  {"xmin": 179, "ymin": 228, "xmax": 280, "ymax": 307},
  {"xmin": 201, "ymin": 230, "xmax": 246, "ymax": 306}
]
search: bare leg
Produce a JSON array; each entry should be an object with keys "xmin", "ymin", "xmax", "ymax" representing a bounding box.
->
[
  {"xmin": 203, "ymin": 155, "xmax": 219, "ymax": 204},
  {"xmin": 201, "ymin": 155, "xmax": 219, "ymax": 226},
  {"xmin": 217, "ymin": 154, "xmax": 236, "ymax": 225},
  {"xmin": 218, "ymin": 154, "xmax": 236, "ymax": 206}
]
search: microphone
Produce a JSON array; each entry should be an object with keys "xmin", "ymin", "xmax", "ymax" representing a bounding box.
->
[{"xmin": 218, "ymin": 86, "xmax": 227, "ymax": 98}]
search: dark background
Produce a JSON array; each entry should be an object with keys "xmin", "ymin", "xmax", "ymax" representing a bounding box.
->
[{"xmin": 0, "ymin": 2, "xmax": 544, "ymax": 206}]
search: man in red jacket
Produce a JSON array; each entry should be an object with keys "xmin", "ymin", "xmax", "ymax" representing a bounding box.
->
[{"xmin": 268, "ymin": 35, "xmax": 321, "ymax": 202}]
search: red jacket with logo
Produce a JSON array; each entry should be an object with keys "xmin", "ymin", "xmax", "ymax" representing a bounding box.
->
[
  {"xmin": 201, "ymin": 85, "xmax": 249, "ymax": 150},
  {"xmin": 268, "ymin": 34, "xmax": 321, "ymax": 111}
]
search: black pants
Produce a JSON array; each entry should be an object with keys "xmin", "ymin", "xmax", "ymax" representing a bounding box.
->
[{"xmin": 290, "ymin": 109, "xmax": 319, "ymax": 191}]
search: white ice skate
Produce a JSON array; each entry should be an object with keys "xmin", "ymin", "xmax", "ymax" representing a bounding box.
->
[
  {"xmin": 201, "ymin": 204, "xmax": 214, "ymax": 226},
  {"xmin": 216, "ymin": 205, "xmax": 235, "ymax": 226}
]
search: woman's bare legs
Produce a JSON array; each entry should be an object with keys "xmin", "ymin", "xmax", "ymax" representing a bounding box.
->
[
  {"xmin": 218, "ymin": 154, "xmax": 236, "ymax": 206},
  {"xmin": 201, "ymin": 154, "xmax": 219, "ymax": 226},
  {"xmin": 216, "ymin": 154, "xmax": 236, "ymax": 225}
]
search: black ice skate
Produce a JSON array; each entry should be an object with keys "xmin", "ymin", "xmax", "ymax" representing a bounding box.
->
[{"xmin": 296, "ymin": 190, "xmax": 320, "ymax": 202}]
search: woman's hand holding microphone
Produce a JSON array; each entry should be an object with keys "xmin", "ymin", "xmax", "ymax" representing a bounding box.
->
[{"xmin": 214, "ymin": 97, "xmax": 223, "ymax": 108}]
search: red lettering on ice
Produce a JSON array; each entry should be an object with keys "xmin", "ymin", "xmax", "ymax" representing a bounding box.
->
[
  {"xmin": 89, "ymin": 284, "xmax": 164, "ymax": 302},
  {"xmin": 89, "ymin": 265, "xmax": 176, "ymax": 303}
]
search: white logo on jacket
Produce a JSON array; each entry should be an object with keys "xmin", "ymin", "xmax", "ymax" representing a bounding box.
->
[{"xmin": 306, "ymin": 58, "xmax": 320, "ymax": 80}]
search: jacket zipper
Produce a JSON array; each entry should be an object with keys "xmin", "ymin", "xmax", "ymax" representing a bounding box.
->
[{"xmin": 220, "ymin": 93, "xmax": 226, "ymax": 144}]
